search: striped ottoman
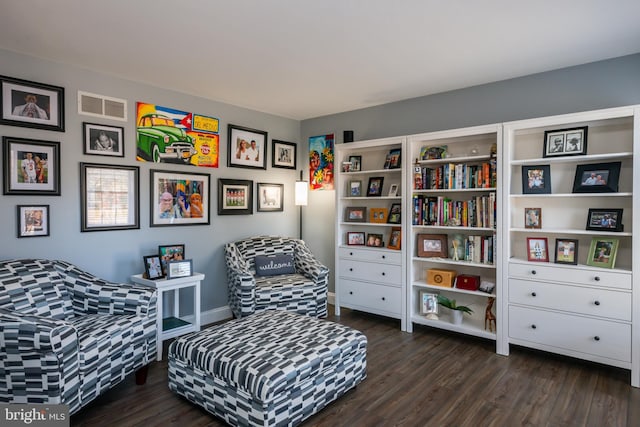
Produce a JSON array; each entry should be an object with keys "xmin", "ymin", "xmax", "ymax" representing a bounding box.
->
[{"xmin": 168, "ymin": 310, "xmax": 367, "ymax": 427}]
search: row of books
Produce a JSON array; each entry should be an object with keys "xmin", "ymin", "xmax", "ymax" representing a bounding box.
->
[
  {"xmin": 412, "ymin": 194, "xmax": 496, "ymax": 228},
  {"xmin": 413, "ymin": 160, "xmax": 497, "ymax": 190},
  {"xmin": 459, "ymin": 234, "xmax": 496, "ymax": 265}
]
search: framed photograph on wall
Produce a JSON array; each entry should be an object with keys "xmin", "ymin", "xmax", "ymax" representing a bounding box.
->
[
  {"xmin": 526, "ymin": 237, "xmax": 549, "ymax": 262},
  {"xmin": 17, "ymin": 205, "xmax": 49, "ymax": 238},
  {"xmin": 80, "ymin": 163, "xmax": 139, "ymax": 232},
  {"xmin": 586, "ymin": 237, "xmax": 619, "ymax": 269},
  {"xmin": 83, "ymin": 122, "xmax": 124, "ymax": 157},
  {"xmin": 522, "ymin": 165, "xmax": 551, "ymax": 194},
  {"xmin": 257, "ymin": 183, "xmax": 284, "ymax": 212},
  {"xmin": 554, "ymin": 238, "xmax": 578, "ymax": 265},
  {"xmin": 218, "ymin": 178, "xmax": 253, "ymax": 215},
  {"xmin": 271, "ymin": 139, "xmax": 296, "ymax": 169},
  {"xmin": 150, "ymin": 169, "xmax": 211, "ymax": 226},
  {"xmin": 0, "ymin": 75, "xmax": 65, "ymax": 132},
  {"xmin": 143, "ymin": 254, "xmax": 164, "ymax": 280},
  {"xmin": 227, "ymin": 124, "xmax": 267, "ymax": 169},
  {"xmin": 543, "ymin": 126, "xmax": 588, "ymax": 158},
  {"xmin": 572, "ymin": 162, "xmax": 621, "ymax": 193},
  {"xmin": 3, "ymin": 137, "xmax": 60, "ymax": 195},
  {"xmin": 158, "ymin": 244, "xmax": 185, "ymax": 276},
  {"xmin": 586, "ymin": 208, "xmax": 623, "ymax": 232}
]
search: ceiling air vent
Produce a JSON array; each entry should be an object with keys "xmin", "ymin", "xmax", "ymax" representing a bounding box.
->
[{"xmin": 77, "ymin": 91, "xmax": 127, "ymax": 121}]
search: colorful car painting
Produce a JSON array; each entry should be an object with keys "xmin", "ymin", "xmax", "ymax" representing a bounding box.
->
[{"xmin": 136, "ymin": 113, "xmax": 196, "ymax": 163}]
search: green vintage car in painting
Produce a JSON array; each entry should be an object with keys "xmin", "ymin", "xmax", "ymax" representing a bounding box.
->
[{"xmin": 137, "ymin": 114, "xmax": 196, "ymax": 163}]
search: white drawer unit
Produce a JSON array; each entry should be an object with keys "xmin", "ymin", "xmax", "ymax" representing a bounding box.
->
[
  {"xmin": 338, "ymin": 247, "xmax": 402, "ymax": 264},
  {"xmin": 339, "ymin": 279, "xmax": 402, "ymax": 319},
  {"xmin": 509, "ymin": 262, "xmax": 632, "ymax": 290},
  {"xmin": 508, "ymin": 306, "xmax": 631, "ymax": 365}
]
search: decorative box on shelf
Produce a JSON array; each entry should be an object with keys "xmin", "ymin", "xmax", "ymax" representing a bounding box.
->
[
  {"xmin": 455, "ymin": 274, "xmax": 481, "ymax": 291},
  {"xmin": 426, "ymin": 268, "xmax": 457, "ymax": 287}
]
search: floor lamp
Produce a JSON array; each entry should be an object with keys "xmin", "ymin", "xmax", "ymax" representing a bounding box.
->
[{"xmin": 295, "ymin": 170, "xmax": 308, "ymax": 240}]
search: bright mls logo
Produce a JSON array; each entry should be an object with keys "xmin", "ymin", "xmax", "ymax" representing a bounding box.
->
[{"xmin": 1, "ymin": 404, "xmax": 68, "ymax": 426}]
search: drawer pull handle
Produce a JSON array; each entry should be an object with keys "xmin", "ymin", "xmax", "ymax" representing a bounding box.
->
[
  {"xmin": 594, "ymin": 336, "xmax": 600, "ymax": 341},
  {"xmin": 382, "ymin": 272, "xmax": 386, "ymax": 276},
  {"xmin": 531, "ymin": 324, "xmax": 537, "ymax": 329},
  {"xmin": 350, "ymin": 252, "xmax": 353, "ymax": 256},
  {"xmin": 531, "ymin": 270, "xmax": 537, "ymax": 275},
  {"xmin": 349, "ymin": 268, "xmax": 353, "ymax": 271},
  {"xmin": 382, "ymin": 255, "xmax": 386, "ymax": 259},
  {"xmin": 594, "ymin": 300, "xmax": 601, "ymax": 306},
  {"xmin": 531, "ymin": 292, "xmax": 537, "ymax": 297},
  {"xmin": 349, "ymin": 291, "xmax": 353, "ymax": 295},
  {"xmin": 594, "ymin": 276, "xmax": 601, "ymax": 282},
  {"xmin": 381, "ymin": 297, "xmax": 386, "ymax": 301}
]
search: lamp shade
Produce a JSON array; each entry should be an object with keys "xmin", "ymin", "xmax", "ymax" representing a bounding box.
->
[{"xmin": 295, "ymin": 180, "xmax": 308, "ymax": 206}]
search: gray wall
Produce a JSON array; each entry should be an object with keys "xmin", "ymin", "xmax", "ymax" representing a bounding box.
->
[
  {"xmin": 301, "ymin": 53, "xmax": 640, "ymax": 292},
  {"xmin": 0, "ymin": 49, "xmax": 302, "ymax": 320}
]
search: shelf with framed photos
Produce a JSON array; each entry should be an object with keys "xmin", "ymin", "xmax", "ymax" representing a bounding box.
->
[
  {"xmin": 334, "ymin": 136, "xmax": 407, "ymax": 330},
  {"xmin": 406, "ymin": 124, "xmax": 502, "ymax": 348},
  {"xmin": 503, "ymin": 105, "xmax": 640, "ymax": 387}
]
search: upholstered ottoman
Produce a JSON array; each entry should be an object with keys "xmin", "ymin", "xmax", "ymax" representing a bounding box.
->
[{"xmin": 168, "ymin": 310, "xmax": 367, "ymax": 426}]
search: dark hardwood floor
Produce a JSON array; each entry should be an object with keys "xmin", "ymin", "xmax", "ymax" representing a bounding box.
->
[{"xmin": 71, "ymin": 307, "xmax": 640, "ymax": 426}]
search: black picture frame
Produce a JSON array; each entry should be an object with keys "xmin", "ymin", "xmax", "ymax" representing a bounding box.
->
[
  {"xmin": 554, "ymin": 238, "xmax": 579, "ymax": 265},
  {"xmin": 347, "ymin": 231, "xmax": 365, "ymax": 246},
  {"xmin": 521, "ymin": 165, "xmax": 551, "ymax": 194},
  {"xmin": 158, "ymin": 244, "xmax": 185, "ymax": 276},
  {"xmin": 367, "ymin": 176, "xmax": 384, "ymax": 196},
  {"xmin": 218, "ymin": 178, "xmax": 253, "ymax": 215},
  {"xmin": 257, "ymin": 183, "xmax": 284, "ymax": 212},
  {"xmin": 543, "ymin": 126, "xmax": 588, "ymax": 158},
  {"xmin": 348, "ymin": 155, "xmax": 362, "ymax": 172},
  {"xmin": 227, "ymin": 124, "xmax": 267, "ymax": 169},
  {"xmin": 366, "ymin": 233, "xmax": 384, "ymax": 247},
  {"xmin": 572, "ymin": 162, "xmax": 621, "ymax": 193},
  {"xmin": 167, "ymin": 259, "xmax": 193, "ymax": 279},
  {"xmin": 80, "ymin": 163, "xmax": 140, "ymax": 232},
  {"xmin": 586, "ymin": 208, "xmax": 624, "ymax": 232},
  {"xmin": 17, "ymin": 204, "xmax": 50, "ymax": 238},
  {"xmin": 150, "ymin": 169, "xmax": 211, "ymax": 227},
  {"xmin": 388, "ymin": 203, "xmax": 402, "ymax": 224},
  {"xmin": 0, "ymin": 75, "xmax": 65, "ymax": 132},
  {"xmin": 271, "ymin": 140, "xmax": 296, "ymax": 169},
  {"xmin": 143, "ymin": 255, "xmax": 164, "ymax": 280},
  {"xmin": 83, "ymin": 122, "xmax": 125, "ymax": 157},
  {"xmin": 3, "ymin": 136, "xmax": 61, "ymax": 195}
]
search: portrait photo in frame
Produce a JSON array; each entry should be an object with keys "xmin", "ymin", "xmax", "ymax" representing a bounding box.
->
[
  {"xmin": 524, "ymin": 207, "xmax": 542, "ymax": 229},
  {"xmin": 227, "ymin": 124, "xmax": 267, "ymax": 169},
  {"xmin": 271, "ymin": 140, "xmax": 296, "ymax": 169},
  {"xmin": 150, "ymin": 169, "xmax": 210, "ymax": 226},
  {"xmin": 158, "ymin": 244, "xmax": 185, "ymax": 276},
  {"xmin": 522, "ymin": 165, "xmax": 551, "ymax": 194},
  {"xmin": 17, "ymin": 205, "xmax": 49, "ymax": 238},
  {"xmin": 349, "ymin": 180, "xmax": 362, "ymax": 197},
  {"xmin": 526, "ymin": 237, "xmax": 549, "ymax": 262},
  {"xmin": 257, "ymin": 183, "xmax": 284, "ymax": 212},
  {"xmin": 0, "ymin": 75, "xmax": 65, "ymax": 132},
  {"xmin": 554, "ymin": 238, "xmax": 578, "ymax": 265},
  {"xmin": 543, "ymin": 126, "xmax": 588, "ymax": 158},
  {"xmin": 367, "ymin": 177, "xmax": 384, "ymax": 196},
  {"xmin": 417, "ymin": 234, "xmax": 448, "ymax": 258},
  {"xmin": 83, "ymin": 122, "xmax": 124, "ymax": 157},
  {"xmin": 80, "ymin": 163, "xmax": 139, "ymax": 232},
  {"xmin": 218, "ymin": 178, "xmax": 253, "ymax": 215},
  {"xmin": 572, "ymin": 162, "xmax": 621, "ymax": 193},
  {"xmin": 586, "ymin": 237, "xmax": 619, "ymax": 269},
  {"xmin": 3, "ymin": 136, "xmax": 60, "ymax": 195},
  {"xmin": 143, "ymin": 255, "xmax": 164, "ymax": 280},
  {"xmin": 388, "ymin": 203, "xmax": 402, "ymax": 224},
  {"xmin": 387, "ymin": 227, "xmax": 402, "ymax": 250},
  {"xmin": 419, "ymin": 290, "xmax": 439, "ymax": 318},
  {"xmin": 586, "ymin": 208, "xmax": 623, "ymax": 232},
  {"xmin": 348, "ymin": 155, "xmax": 361, "ymax": 172}
]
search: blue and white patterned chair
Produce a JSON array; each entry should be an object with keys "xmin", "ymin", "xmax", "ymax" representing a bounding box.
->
[
  {"xmin": 0, "ymin": 259, "xmax": 157, "ymax": 415},
  {"xmin": 224, "ymin": 236, "xmax": 329, "ymax": 318}
]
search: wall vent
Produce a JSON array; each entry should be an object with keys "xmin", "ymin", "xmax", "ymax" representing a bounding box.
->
[{"xmin": 77, "ymin": 91, "xmax": 127, "ymax": 121}]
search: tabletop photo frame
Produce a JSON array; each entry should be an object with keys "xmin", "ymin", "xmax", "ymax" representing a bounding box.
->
[
  {"xmin": 585, "ymin": 208, "xmax": 623, "ymax": 232},
  {"xmin": 167, "ymin": 259, "xmax": 193, "ymax": 279},
  {"xmin": 543, "ymin": 126, "xmax": 588, "ymax": 158},
  {"xmin": 526, "ymin": 237, "xmax": 549, "ymax": 262},
  {"xmin": 417, "ymin": 234, "xmax": 447, "ymax": 257},
  {"xmin": 572, "ymin": 162, "xmax": 621, "ymax": 193},
  {"xmin": 586, "ymin": 237, "xmax": 619, "ymax": 269},
  {"xmin": 522, "ymin": 165, "xmax": 551, "ymax": 194},
  {"xmin": 554, "ymin": 238, "xmax": 578, "ymax": 265},
  {"xmin": 143, "ymin": 254, "xmax": 164, "ymax": 280}
]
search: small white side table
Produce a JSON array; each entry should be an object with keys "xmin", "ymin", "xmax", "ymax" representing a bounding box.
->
[{"xmin": 131, "ymin": 273, "xmax": 204, "ymax": 361}]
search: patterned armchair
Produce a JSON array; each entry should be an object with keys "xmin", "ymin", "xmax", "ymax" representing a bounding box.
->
[
  {"xmin": 0, "ymin": 259, "xmax": 157, "ymax": 415},
  {"xmin": 225, "ymin": 236, "xmax": 329, "ymax": 318}
]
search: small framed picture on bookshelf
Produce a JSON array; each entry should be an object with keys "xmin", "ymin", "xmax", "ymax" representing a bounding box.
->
[
  {"xmin": 543, "ymin": 126, "xmax": 588, "ymax": 158},
  {"xmin": 418, "ymin": 290, "xmax": 439, "ymax": 317},
  {"xmin": 524, "ymin": 207, "xmax": 542, "ymax": 229},
  {"xmin": 348, "ymin": 155, "xmax": 362, "ymax": 172},
  {"xmin": 349, "ymin": 180, "xmax": 362, "ymax": 196},
  {"xmin": 366, "ymin": 233, "xmax": 384, "ymax": 247},
  {"xmin": 347, "ymin": 231, "xmax": 365, "ymax": 246},
  {"xmin": 388, "ymin": 183, "xmax": 399, "ymax": 197},
  {"xmin": 554, "ymin": 238, "xmax": 578, "ymax": 265},
  {"xmin": 387, "ymin": 227, "xmax": 402, "ymax": 250},
  {"xmin": 369, "ymin": 207, "xmax": 388, "ymax": 223},
  {"xmin": 522, "ymin": 165, "xmax": 551, "ymax": 194},
  {"xmin": 586, "ymin": 208, "xmax": 623, "ymax": 232},
  {"xmin": 345, "ymin": 206, "xmax": 367, "ymax": 222},
  {"xmin": 367, "ymin": 177, "xmax": 384, "ymax": 196},
  {"xmin": 388, "ymin": 203, "xmax": 401, "ymax": 224},
  {"xmin": 572, "ymin": 162, "xmax": 621, "ymax": 193},
  {"xmin": 417, "ymin": 234, "xmax": 447, "ymax": 257},
  {"xmin": 383, "ymin": 149, "xmax": 401, "ymax": 169},
  {"xmin": 526, "ymin": 237, "xmax": 549, "ymax": 262},
  {"xmin": 586, "ymin": 237, "xmax": 619, "ymax": 269}
]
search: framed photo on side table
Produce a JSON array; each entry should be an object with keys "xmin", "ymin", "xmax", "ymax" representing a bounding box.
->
[
  {"xmin": 572, "ymin": 162, "xmax": 621, "ymax": 193},
  {"xmin": 151, "ymin": 169, "xmax": 211, "ymax": 226},
  {"xmin": 3, "ymin": 137, "xmax": 60, "ymax": 195},
  {"xmin": 554, "ymin": 238, "xmax": 578, "ymax": 265},
  {"xmin": 158, "ymin": 244, "xmax": 185, "ymax": 276},
  {"xmin": 522, "ymin": 165, "xmax": 551, "ymax": 194},
  {"xmin": 227, "ymin": 124, "xmax": 267, "ymax": 169},
  {"xmin": 1, "ymin": 75, "xmax": 65, "ymax": 132},
  {"xmin": 586, "ymin": 208, "xmax": 623, "ymax": 232},
  {"xmin": 167, "ymin": 259, "xmax": 193, "ymax": 279},
  {"xmin": 586, "ymin": 238, "xmax": 619, "ymax": 269},
  {"xmin": 543, "ymin": 126, "xmax": 588, "ymax": 158},
  {"xmin": 526, "ymin": 237, "xmax": 549, "ymax": 262},
  {"xmin": 271, "ymin": 140, "xmax": 296, "ymax": 169},
  {"xmin": 83, "ymin": 122, "xmax": 124, "ymax": 157},
  {"xmin": 143, "ymin": 255, "xmax": 164, "ymax": 280},
  {"xmin": 17, "ymin": 205, "xmax": 49, "ymax": 238}
]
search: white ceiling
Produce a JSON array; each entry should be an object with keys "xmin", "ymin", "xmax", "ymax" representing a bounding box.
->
[{"xmin": 1, "ymin": 0, "xmax": 639, "ymax": 120}]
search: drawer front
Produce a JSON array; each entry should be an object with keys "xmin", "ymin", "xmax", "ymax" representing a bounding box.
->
[
  {"xmin": 339, "ymin": 279, "xmax": 402, "ymax": 315},
  {"xmin": 339, "ymin": 247, "xmax": 402, "ymax": 264},
  {"xmin": 509, "ymin": 279, "xmax": 631, "ymax": 321},
  {"xmin": 508, "ymin": 306, "xmax": 631, "ymax": 362},
  {"xmin": 339, "ymin": 259, "xmax": 401, "ymax": 285},
  {"xmin": 509, "ymin": 262, "xmax": 631, "ymax": 290}
]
